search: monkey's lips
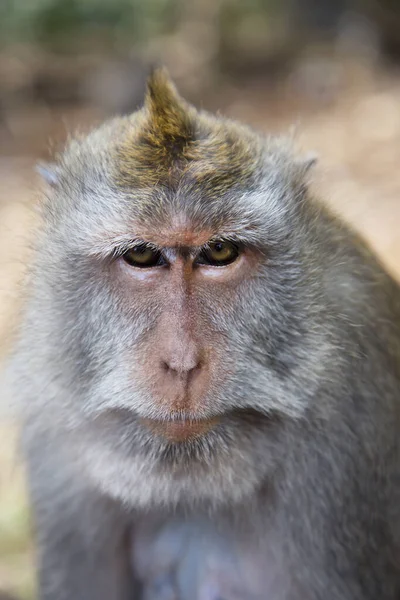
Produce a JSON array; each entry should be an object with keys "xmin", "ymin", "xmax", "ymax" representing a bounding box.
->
[{"xmin": 140, "ymin": 416, "xmax": 220, "ymax": 442}]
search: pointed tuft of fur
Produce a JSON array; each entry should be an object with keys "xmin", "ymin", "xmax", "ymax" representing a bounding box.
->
[
  {"xmin": 145, "ymin": 67, "xmax": 189, "ymax": 129},
  {"xmin": 116, "ymin": 68, "xmax": 195, "ymax": 190},
  {"xmin": 115, "ymin": 68, "xmax": 265, "ymax": 195},
  {"xmin": 143, "ymin": 66, "xmax": 195, "ymax": 166}
]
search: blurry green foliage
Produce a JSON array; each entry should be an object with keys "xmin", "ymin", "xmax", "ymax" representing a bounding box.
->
[
  {"xmin": 0, "ymin": 0, "xmax": 180, "ymax": 52},
  {"xmin": 0, "ymin": 0, "xmax": 288, "ymax": 52}
]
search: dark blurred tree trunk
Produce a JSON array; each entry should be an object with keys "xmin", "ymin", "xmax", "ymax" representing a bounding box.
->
[
  {"xmin": 359, "ymin": 0, "xmax": 400, "ymax": 58},
  {"xmin": 291, "ymin": 0, "xmax": 349, "ymax": 34}
]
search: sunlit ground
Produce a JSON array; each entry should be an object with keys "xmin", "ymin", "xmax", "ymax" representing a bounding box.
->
[{"xmin": 2, "ymin": 59, "xmax": 400, "ymax": 597}]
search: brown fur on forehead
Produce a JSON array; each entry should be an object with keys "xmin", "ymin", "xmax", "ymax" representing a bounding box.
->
[{"xmin": 115, "ymin": 68, "xmax": 264, "ymax": 195}]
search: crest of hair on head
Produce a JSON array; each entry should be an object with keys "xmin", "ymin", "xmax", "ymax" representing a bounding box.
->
[
  {"xmin": 146, "ymin": 68, "xmax": 188, "ymax": 121},
  {"xmin": 116, "ymin": 67, "xmax": 199, "ymax": 189},
  {"xmin": 143, "ymin": 67, "xmax": 195, "ymax": 156}
]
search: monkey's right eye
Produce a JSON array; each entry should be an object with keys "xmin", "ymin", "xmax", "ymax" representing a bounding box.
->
[{"xmin": 122, "ymin": 244, "xmax": 166, "ymax": 268}]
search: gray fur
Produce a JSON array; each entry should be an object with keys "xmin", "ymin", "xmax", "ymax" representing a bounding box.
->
[{"xmin": 7, "ymin": 87, "xmax": 400, "ymax": 599}]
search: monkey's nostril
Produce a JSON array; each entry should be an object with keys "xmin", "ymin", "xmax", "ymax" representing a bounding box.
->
[{"xmin": 161, "ymin": 358, "xmax": 202, "ymax": 376}]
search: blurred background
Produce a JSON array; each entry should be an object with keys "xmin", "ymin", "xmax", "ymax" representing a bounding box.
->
[{"xmin": 2, "ymin": 0, "xmax": 400, "ymax": 596}]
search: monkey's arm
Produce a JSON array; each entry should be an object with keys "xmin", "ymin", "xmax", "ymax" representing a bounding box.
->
[{"xmin": 25, "ymin": 435, "xmax": 137, "ymax": 600}]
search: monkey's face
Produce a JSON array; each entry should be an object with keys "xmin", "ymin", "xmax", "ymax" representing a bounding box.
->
[
  {"xmin": 36, "ymin": 169, "xmax": 333, "ymax": 508},
  {"xmin": 72, "ymin": 197, "xmax": 275, "ymax": 426},
  {"xmin": 29, "ymin": 71, "xmax": 334, "ymax": 506}
]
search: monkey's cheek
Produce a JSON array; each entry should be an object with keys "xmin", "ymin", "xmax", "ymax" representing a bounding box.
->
[{"xmin": 139, "ymin": 416, "xmax": 220, "ymax": 442}]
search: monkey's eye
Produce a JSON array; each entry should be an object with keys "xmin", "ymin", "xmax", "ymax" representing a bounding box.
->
[
  {"xmin": 197, "ymin": 240, "xmax": 239, "ymax": 266},
  {"xmin": 122, "ymin": 244, "xmax": 165, "ymax": 268}
]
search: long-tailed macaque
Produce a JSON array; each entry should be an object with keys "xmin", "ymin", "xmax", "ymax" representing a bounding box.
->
[{"xmin": 8, "ymin": 68, "xmax": 400, "ymax": 599}]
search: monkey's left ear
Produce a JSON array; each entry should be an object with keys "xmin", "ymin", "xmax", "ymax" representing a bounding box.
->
[
  {"xmin": 36, "ymin": 162, "xmax": 62, "ymax": 187},
  {"xmin": 297, "ymin": 152, "xmax": 318, "ymax": 174}
]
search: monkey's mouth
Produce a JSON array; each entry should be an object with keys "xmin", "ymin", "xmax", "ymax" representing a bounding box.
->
[{"xmin": 140, "ymin": 416, "xmax": 220, "ymax": 442}]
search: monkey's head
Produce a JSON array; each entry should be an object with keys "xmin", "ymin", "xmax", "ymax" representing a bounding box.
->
[{"xmin": 24, "ymin": 69, "xmax": 338, "ymax": 508}]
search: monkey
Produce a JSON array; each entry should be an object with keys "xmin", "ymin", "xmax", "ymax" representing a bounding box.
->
[{"xmin": 7, "ymin": 67, "xmax": 400, "ymax": 600}]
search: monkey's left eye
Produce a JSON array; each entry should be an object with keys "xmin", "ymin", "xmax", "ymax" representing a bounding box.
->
[
  {"xmin": 197, "ymin": 240, "xmax": 239, "ymax": 266},
  {"xmin": 122, "ymin": 244, "xmax": 166, "ymax": 268}
]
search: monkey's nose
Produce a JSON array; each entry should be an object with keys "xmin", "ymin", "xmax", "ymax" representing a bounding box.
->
[
  {"xmin": 161, "ymin": 354, "xmax": 202, "ymax": 378},
  {"xmin": 160, "ymin": 338, "xmax": 204, "ymax": 380},
  {"xmin": 155, "ymin": 343, "xmax": 210, "ymax": 409}
]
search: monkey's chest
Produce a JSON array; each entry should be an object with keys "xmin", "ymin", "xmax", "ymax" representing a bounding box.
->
[{"xmin": 131, "ymin": 517, "xmax": 282, "ymax": 600}]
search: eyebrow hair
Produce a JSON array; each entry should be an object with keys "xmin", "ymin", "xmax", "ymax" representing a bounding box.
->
[
  {"xmin": 94, "ymin": 238, "xmax": 208, "ymax": 260},
  {"xmin": 81, "ymin": 236, "xmax": 155, "ymax": 260},
  {"xmin": 83, "ymin": 225, "xmax": 266, "ymax": 261},
  {"xmin": 109, "ymin": 239, "xmax": 161, "ymax": 258}
]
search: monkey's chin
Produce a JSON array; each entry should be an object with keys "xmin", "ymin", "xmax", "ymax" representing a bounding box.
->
[{"xmin": 139, "ymin": 416, "xmax": 220, "ymax": 443}]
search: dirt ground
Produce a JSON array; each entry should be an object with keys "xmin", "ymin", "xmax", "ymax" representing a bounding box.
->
[{"xmin": 1, "ymin": 59, "xmax": 400, "ymax": 597}]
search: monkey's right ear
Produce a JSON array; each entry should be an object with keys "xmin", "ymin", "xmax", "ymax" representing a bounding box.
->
[{"xmin": 36, "ymin": 162, "xmax": 62, "ymax": 187}]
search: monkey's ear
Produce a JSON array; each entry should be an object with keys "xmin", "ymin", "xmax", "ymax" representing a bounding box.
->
[
  {"xmin": 297, "ymin": 152, "xmax": 318, "ymax": 174},
  {"xmin": 36, "ymin": 162, "xmax": 61, "ymax": 187}
]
